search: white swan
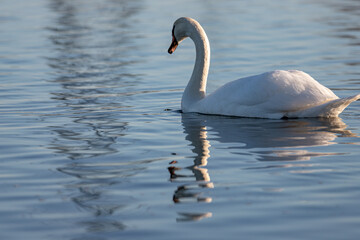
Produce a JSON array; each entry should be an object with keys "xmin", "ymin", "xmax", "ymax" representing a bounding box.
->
[{"xmin": 168, "ymin": 17, "xmax": 360, "ymax": 119}]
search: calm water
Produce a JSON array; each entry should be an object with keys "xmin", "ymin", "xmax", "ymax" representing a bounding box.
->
[{"xmin": 1, "ymin": 0, "xmax": 360, "ymax": 239}]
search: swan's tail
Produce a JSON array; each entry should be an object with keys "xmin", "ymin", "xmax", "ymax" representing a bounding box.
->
[{"xmin": 288, "ymin": 94, "xmax": 360, "ymax": 118}]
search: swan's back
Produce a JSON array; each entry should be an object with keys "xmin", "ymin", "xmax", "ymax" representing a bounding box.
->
[{"xmin": 194, "ymin": 70, "xmax": 341, "ymax": 118}]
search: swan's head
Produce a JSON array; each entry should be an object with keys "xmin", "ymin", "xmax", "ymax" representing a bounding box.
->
[{"xmin": 168, "ymin": 17, "xmax": 195, "ymax": 54}]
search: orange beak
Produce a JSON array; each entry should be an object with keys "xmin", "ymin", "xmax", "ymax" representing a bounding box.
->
[{"xmin": 168, "ymin": 36, "xmax": 178, "ymax": 54}]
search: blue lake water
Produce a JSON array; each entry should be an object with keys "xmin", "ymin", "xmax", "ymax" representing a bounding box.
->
[{"xmin": 1, "ymin": 0, "xmax": 360, "ymax": 239}]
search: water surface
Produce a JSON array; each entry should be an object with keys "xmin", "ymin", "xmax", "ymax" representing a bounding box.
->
[{"xmin": 1, "ymin": 0, "xmax": 360, "ymax": 239}]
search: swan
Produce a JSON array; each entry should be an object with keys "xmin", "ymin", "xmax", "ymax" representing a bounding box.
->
[{"xmin": 167, "ymin": 17, "xmax": 360, "ymax": 119}]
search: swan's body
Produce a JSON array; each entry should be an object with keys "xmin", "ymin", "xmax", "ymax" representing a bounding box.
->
[{"xmin": 168, "ymin": 17, "xmax": 360, "ymax": 119}]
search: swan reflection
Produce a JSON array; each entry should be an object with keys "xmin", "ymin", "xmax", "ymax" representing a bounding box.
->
[
  {"xmin": 181, "ymin": 114, "xmax": 355, "ymax": 162},
  {"xmin": 176, "ymin": 212, "xmax": 213, "ymax": 222},
  {"xmin": 173, "ymin": 113, "xmax": 357, "ymax": 221},
  {"xmin": 169, "ymin": 123, "xmax": 214, "ymax": 199}
]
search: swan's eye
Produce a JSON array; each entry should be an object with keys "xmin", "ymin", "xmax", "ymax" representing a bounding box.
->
[
  {"xmin": 172, "ymin": 25, "xmax": 176, "ymax": 40},
  {"xmin": 168, "ymin": 25, "xmax": 179, "ymax": 54}
]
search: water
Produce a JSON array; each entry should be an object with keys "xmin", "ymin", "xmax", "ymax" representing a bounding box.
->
[{"xmin": 1, "ymin": 0, "xmax": 360, "ymax": 239}]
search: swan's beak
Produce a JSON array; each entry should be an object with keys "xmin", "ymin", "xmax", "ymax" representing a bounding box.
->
[{"xmin": 168, "ymin": 36, "xmax": 178, "ymax": 54}]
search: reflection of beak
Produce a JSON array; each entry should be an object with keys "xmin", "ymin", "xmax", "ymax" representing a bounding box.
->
[{"xmin": 168, "ymin": 36, "xmax": 178, "ymax": 54}]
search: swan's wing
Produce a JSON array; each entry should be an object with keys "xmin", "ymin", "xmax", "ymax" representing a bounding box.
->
[{"xmin": 196, "ymin": 70, "xmax": 339, "ymax": 118}]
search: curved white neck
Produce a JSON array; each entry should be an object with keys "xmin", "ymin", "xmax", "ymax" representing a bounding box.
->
[{"xmin": 181, "ymin": 24, "xmax": 210, "ymax": 111}]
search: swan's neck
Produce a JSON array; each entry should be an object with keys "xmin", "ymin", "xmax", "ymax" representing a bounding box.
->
[{"xmin": 182, "ymin": 25, "xmax": 210, "ymax": 111}]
